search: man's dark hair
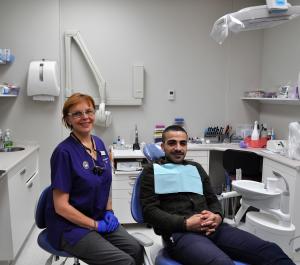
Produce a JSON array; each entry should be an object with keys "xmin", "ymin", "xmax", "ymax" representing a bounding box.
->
[{"xmin": 162, "ymin": 125, "xmax": 187, "ymax": 143}]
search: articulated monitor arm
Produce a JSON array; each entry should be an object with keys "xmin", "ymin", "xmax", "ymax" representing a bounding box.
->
[
  {"xmin": 65, "ymin": 30, "xmax": 106, "ymax": 103},
  {"xmin": 64, "ymin": 31, "xmax": 111, "ymax": 127}
]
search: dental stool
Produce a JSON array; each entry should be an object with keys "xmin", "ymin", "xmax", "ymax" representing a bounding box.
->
[
  {"xmin": 131, "ymin": 143, "xmax": 247, "ymax": 265},
  {"xmin": 35, "ymin": 186, "xmax": 80, "ymax": 265}
]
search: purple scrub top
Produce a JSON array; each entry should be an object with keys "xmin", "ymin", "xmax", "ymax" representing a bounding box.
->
[{"xmin": 46, "ymin": 135, "xmax": 112, "ymax": 249}]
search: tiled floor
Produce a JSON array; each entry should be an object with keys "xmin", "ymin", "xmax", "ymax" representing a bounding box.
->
[{"xmin": 2, "ymin": 224, "xmax": 300, "ymax": 265}]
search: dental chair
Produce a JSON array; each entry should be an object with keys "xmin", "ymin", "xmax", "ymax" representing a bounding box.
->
[
  {"xmin": 131, "ymin": 143, "xmax": 247, "ymax": 265},
  {"xmin": 35, "ymin": 186, "xmax": 80, "ymax": 265}
]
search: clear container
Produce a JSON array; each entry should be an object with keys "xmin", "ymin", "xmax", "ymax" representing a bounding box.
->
[
  {"xmin": 4, "ymin": 129, "xmax": 13, "ymax": 148},
  {"xmin": 0, "ymin": 129, "xmax": 3, "ymax": 149}
]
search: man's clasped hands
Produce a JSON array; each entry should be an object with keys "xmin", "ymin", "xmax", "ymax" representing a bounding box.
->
[{"xmin": 186, "ymin": 210, "xmax": 223, "ymax": 236}]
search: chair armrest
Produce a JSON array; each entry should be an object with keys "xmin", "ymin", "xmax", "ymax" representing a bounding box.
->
[
  {"xmin": 131, "ymin": 232, "xmax": 154, "ymax": 247},
  {"xmin": 218, "ymin": 191, "xmax": 239, "ymax": 200}
]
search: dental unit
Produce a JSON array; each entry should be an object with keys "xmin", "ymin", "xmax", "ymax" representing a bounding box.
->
[{"xmin": 227, "ymin": 172, "xmax": 297, "ymax": 258}]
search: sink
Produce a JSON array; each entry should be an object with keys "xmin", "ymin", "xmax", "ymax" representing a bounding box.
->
[
  {"xmin": 232, "ymin": 180, "xmax": 281, "ymax": 200},
  {"xmin": 0, "ymin": 147, "xmax": 25, "ymax": 152}
]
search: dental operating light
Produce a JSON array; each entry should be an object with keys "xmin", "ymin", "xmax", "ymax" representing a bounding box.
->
[{"xmin": 211, "ymin": 0, "xmax": 300, "ymax": 44}]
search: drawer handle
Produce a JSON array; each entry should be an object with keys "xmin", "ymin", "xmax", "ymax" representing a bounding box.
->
[
  {"xmin": 128, "ymin": 176, "xmax": 137, "ymax": 180},
  {"xmin": 129, "ymin": 181, "xmax": 135, "ymax": 186},
  {"xmin": 26, "ymin": 172, "xmax": 37, "ymax": 188},
  {"xmin": 20, "ymin": 169, "xmax": 26, "ymax": 175}
]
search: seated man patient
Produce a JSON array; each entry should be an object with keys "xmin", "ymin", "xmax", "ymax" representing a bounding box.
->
[
  {"xmin": 46, "ymin": 93, "xmax": 143, "ymax": 265},
  {"xmin": 140, "ymin": 125, "xmax": 295, "ymax": 265}
]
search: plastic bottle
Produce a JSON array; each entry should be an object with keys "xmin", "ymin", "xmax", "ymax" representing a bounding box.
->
[
  {"xmin": 251, "ymin": 121, "xmax": 259, "ymax": 141},
  {"xmin": 116, "ymin": 136, "xmax": 121, "ymax": 149},
  {"xmin": 271, "ymin": 128, "xmax": 275, "ymax": 140},
  {"xmin": 0, "ymin": 129, "xmax": 3, "ymax": 149},
  {"xmin": 4, "ymin": 129, "xmax": 13, "ymax": 149}
]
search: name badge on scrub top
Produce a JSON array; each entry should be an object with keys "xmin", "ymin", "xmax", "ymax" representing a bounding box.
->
[{"xmin": 153, "ymin": 163, "xmax": 203, "ymax": 195}]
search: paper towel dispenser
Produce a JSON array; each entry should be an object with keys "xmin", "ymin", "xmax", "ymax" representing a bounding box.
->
[{"xmin": 27, "ymin": 60, "xmax": 60, "ymax": 101}]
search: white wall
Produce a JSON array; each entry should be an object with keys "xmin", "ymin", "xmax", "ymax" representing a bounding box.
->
[
  {"xmin": 0, "ymin": 0, "xmax": 61, "ymax": 188},
  {"xmin": 0, "ymin": 0, "xmax": 263, "ymax": 188},
  {"xmin": 260, "ymin": 0, "xmax": 300, "ymax": 139}
]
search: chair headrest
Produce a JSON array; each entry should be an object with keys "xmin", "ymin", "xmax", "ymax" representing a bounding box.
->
[{"xmin": 143, "ymin": 143, "xmax": 165, "ymax": 161}]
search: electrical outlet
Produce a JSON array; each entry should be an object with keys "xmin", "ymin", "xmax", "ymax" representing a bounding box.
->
[{"xmin": 168, "ymin": 89, "xmax": 175, "ymax": 101}]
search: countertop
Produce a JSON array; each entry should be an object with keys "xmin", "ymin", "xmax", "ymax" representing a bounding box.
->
[
  {"xmin": 0, "ymin": 144, "xmax": 39, "ymax": 178},
  {"xmin": 112, "ymin": 143, "xmax": 300, "ymax": 171},
  {"xmin": 187, "ymin": 143, "xmax": 300, "ymax": 171}
]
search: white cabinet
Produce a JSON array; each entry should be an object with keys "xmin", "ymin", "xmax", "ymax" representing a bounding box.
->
[
  {"xmin": 0, "ymin": 149, "xmax": 39, "ymax": 261},
  {"xmin": 111, "ymin": 149, "xmax": 145, "ymax": 224},
  {"xmin": 112, "ymin": 171, "xmax": 140, "ymax": 224},
  {"xmin": 186, "ymin": 150, "xmax": 210, "ymax": 174}
]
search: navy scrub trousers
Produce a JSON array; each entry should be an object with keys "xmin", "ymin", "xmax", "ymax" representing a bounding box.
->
[{"xmin": 164, "ymin": 223, "xmax": 295, "ymax": 265}]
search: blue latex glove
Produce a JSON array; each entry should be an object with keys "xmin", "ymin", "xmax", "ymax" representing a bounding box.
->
[
  {"xmin": 104, "ymin": 210, "xmax": 119, "ymax": 232},
  {"xmin": 97, "ymin": 220, "xmax": 108, "ymax": 233}
]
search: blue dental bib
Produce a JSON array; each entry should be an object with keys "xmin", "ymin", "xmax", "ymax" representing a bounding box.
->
[{"xmin": 153, "ymin": 163, "xmax": 203, "ymax": 195}]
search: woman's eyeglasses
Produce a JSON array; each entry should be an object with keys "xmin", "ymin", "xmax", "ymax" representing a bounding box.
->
[{"xmin": 68, "ymin": 109, "xmax": 95, "ymax": 119}]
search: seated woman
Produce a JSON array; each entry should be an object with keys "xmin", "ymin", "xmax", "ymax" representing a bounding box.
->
[{"xmin": 46, "ymin": 93, "xmax": 143, "ymax": 265}]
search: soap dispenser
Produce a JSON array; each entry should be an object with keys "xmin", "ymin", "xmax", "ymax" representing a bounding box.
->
[{"xmin": 251, "ymin": 121, "xmax": 259, "ymax": 141}]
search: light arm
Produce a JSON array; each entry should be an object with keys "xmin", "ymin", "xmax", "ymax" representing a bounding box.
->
[{"xmin": 64, "ymin": 31, "xmax": 106, "ymax": 104}]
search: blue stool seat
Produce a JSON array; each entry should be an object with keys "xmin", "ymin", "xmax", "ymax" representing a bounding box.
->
[
  {"xmin": 37, "ymin": 229, "xmax": 73, "ymax": 258},
  {"xmin": 35, "ymin": 186, "xmax": 80, "ymax": 264},
  {"xmin": 155, "ymin": 248, "xmax": 248, "ymax": 265},
  {"xmin": 155, "ymin": 249, "xmax": 181, "ymax": 265}
]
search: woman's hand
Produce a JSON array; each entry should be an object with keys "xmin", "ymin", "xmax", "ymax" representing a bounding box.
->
[
  {"xmin": 97, "ymin": 220, "xmax": 108, "ymax": 233},
  {"xmin": 104, "ymin": 210, "xmax": 119, "ymax": 232}
]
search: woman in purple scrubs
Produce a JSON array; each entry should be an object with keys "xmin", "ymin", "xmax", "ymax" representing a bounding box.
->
[{"xmin": 46, "ymin": 93, "xmax": 143, "ymax": 265}]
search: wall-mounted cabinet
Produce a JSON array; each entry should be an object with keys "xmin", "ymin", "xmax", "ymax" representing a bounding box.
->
[{"xmin": 241, "ymin": 97, "xmax": 300, "ymax": 105}]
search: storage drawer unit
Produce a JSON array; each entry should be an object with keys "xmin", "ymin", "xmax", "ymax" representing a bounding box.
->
[
  {"xmin": 112, "ymin": 171, "xmax": 139, "ymax": 224},
  {"xmin": 0, "ymin": 149, "xmax": 39, "ymax": 261},
  {"xmin": 186, "ymin": 150, "xmax": 209, "ymax": 174}
]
